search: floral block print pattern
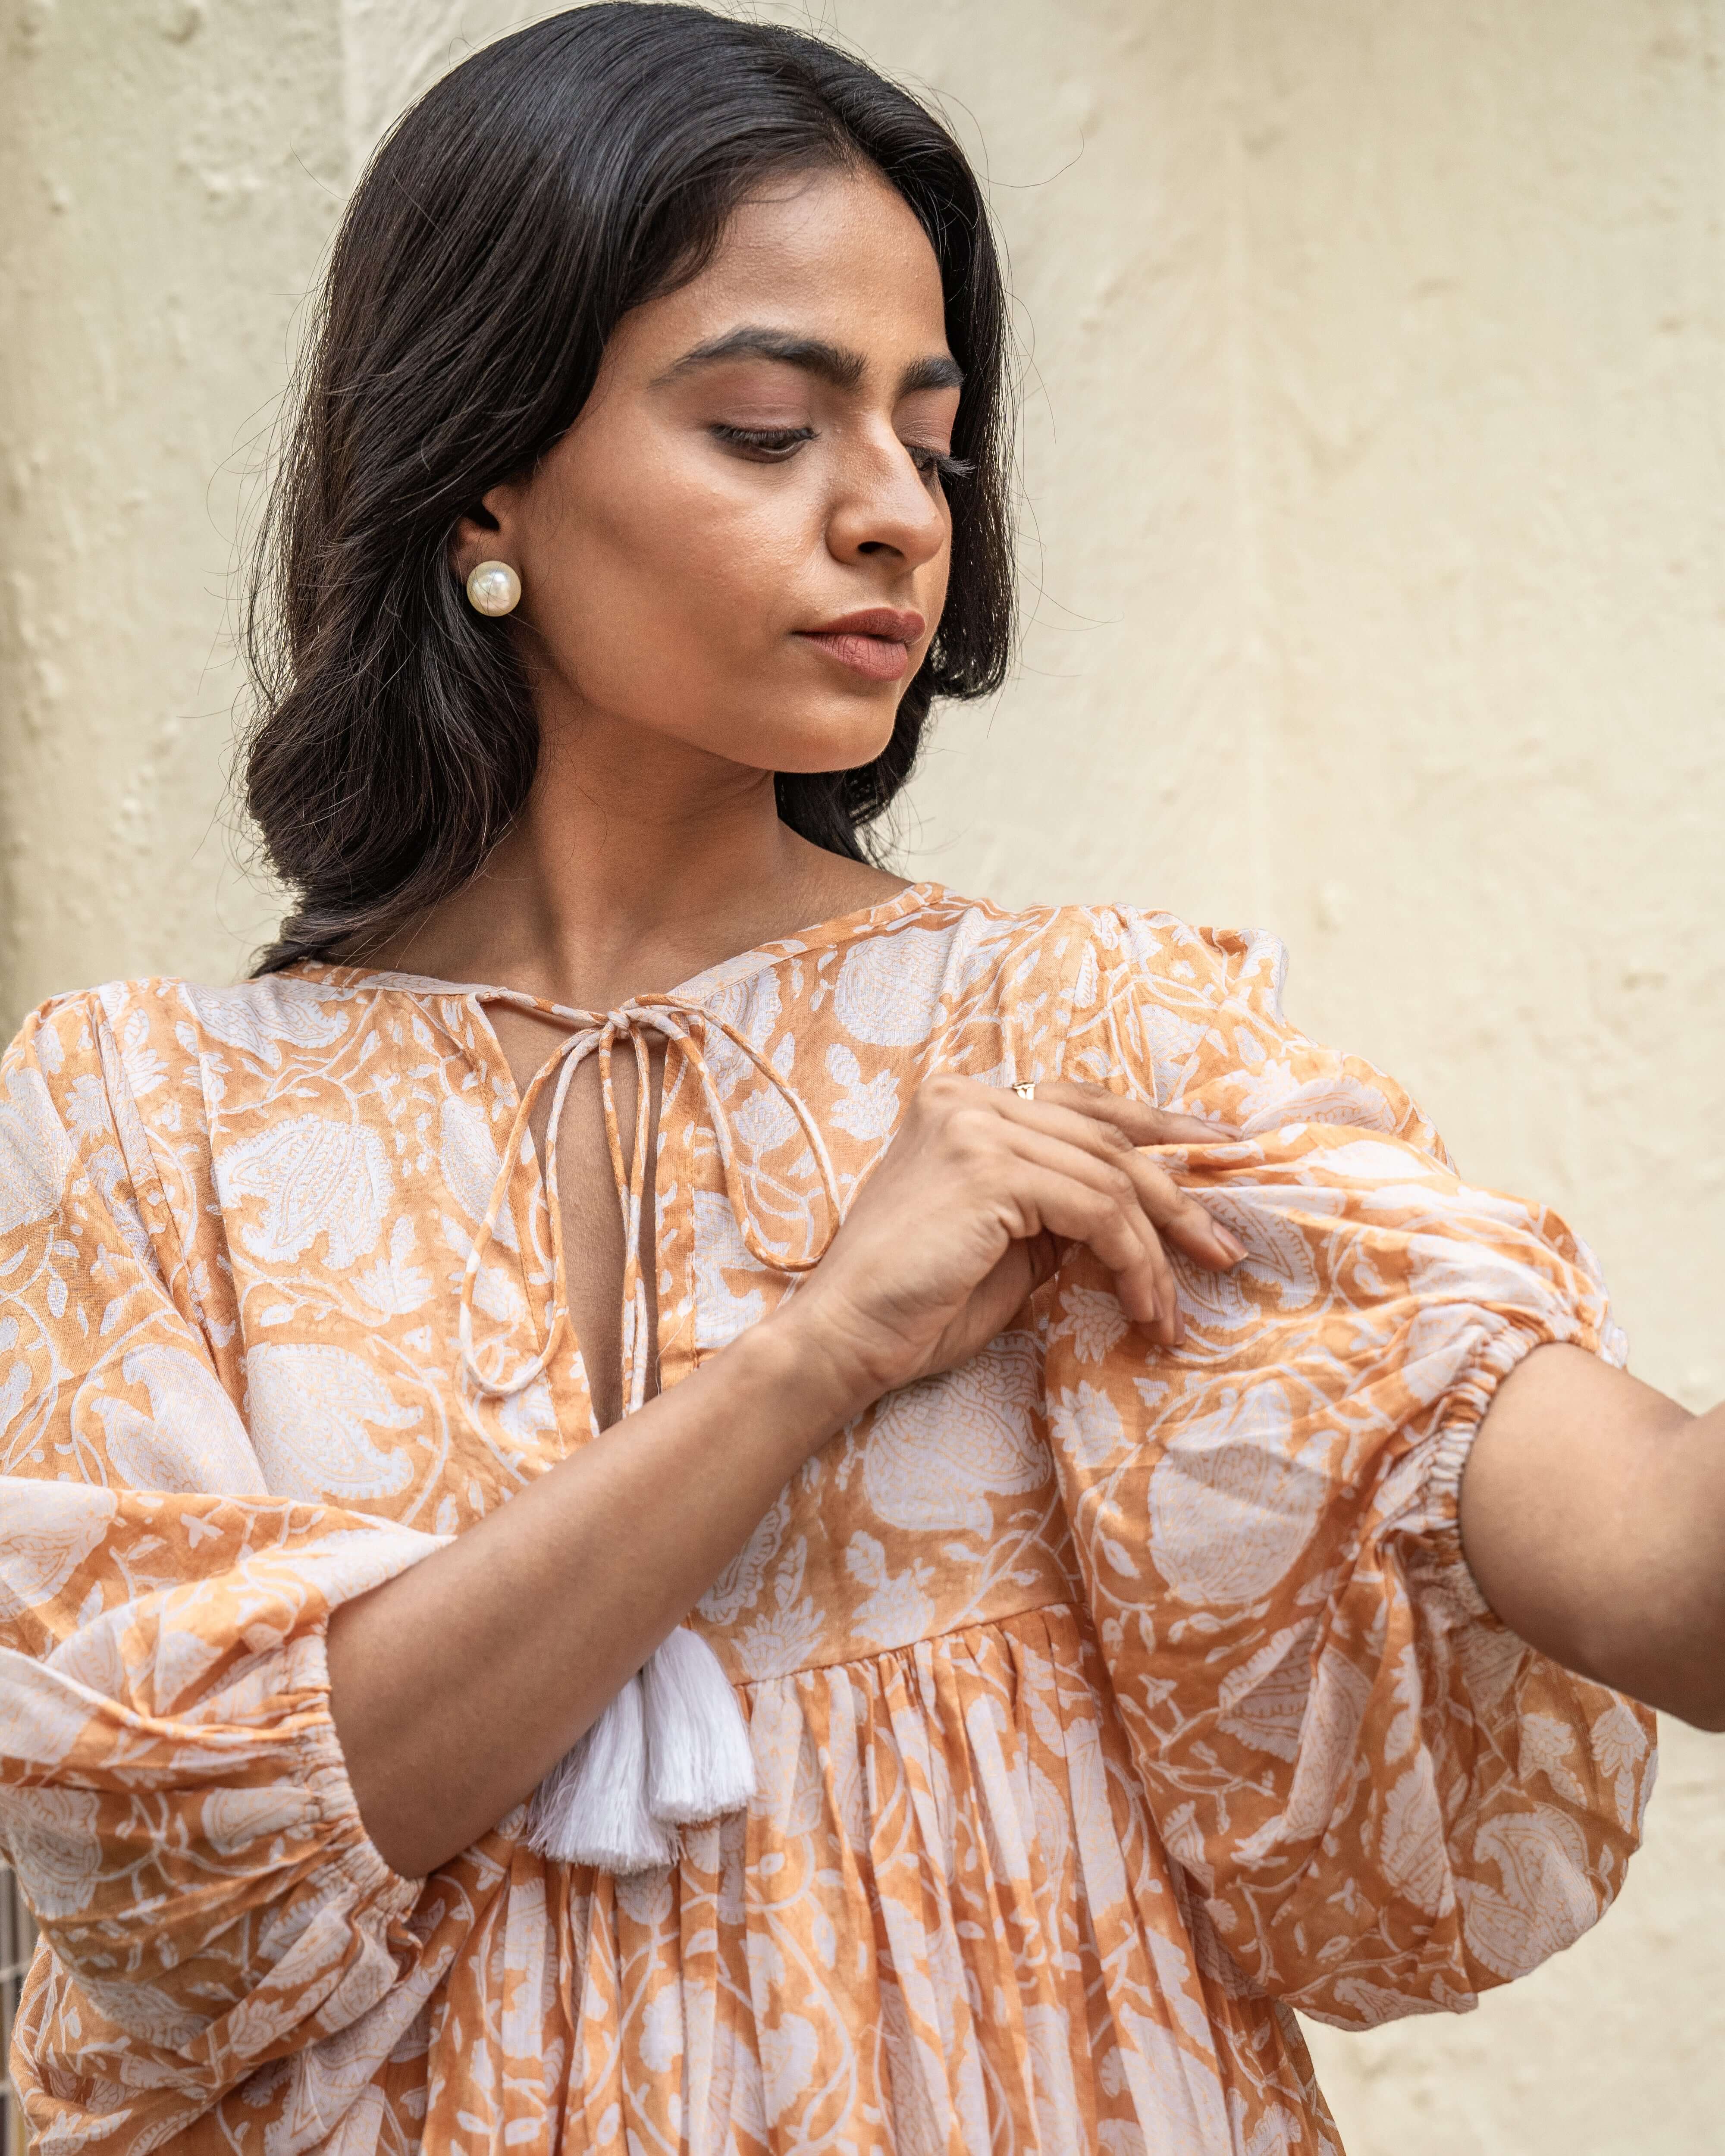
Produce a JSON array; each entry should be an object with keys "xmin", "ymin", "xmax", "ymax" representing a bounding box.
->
[{"xmin": 0, "ymin": 885, "xmax": 1652, "ymax": 2155}]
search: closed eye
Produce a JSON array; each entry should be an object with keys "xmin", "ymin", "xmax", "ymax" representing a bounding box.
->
[
  {"xmin": 711, "ymin": 423, "xmax": 973, "ymax": 486},
  {"xmin": 906, "ymin": 444, "xmax": 973, "ymax": 486},
  {"xmin": 710, "ymin": 423, "xmax": 815, "ymax": 460}
]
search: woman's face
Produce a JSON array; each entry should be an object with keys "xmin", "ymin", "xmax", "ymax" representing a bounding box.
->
[{"xmin": 459, "ymin": 163, "xmax": 961, "ymax": 777}]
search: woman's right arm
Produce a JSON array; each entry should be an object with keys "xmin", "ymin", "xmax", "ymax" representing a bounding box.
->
[
  {"xmin": 1, "ymin": 997, "xmax": 445, "ymax": 2134},
  {"xmin": 327, "ymin": 1072, "xmax": 1244, "ymax": 1875}
]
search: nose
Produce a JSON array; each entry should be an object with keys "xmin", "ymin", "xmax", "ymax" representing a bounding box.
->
[{"xmin": 825, "ymin": 426, "xmax": 949, "ymax": 573}]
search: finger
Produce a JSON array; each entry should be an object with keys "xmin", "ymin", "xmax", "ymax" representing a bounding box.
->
[
  {"xmin": 1018, "ymin": 1078, "xmax": 1237, "ymax": 1149},
  {"xmin": 1002, "ymin": 1138, "xmax": 1184, "ymax": 1344},
  {"xmin": 1000, "ymin": 1094, "xmax": 1248, "ymax": 1272},
  {"xmin": 1113, "ymin": 1150, "xmax": 1250, "ymax": 1272},
  {"xmin": 999, "ymin": 1106, "xmax": 1215, "ymax": 1313},
  {"xmin": 1014, "ymin": 1171, "xmax": 1174, "ymax": 1340}
]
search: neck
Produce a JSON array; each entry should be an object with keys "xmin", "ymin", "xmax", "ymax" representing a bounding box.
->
[{"xmin": 376, "ymin": 706, "xmax": 907, "ymax": 1010}]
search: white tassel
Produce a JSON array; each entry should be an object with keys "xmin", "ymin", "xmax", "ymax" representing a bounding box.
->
[
  {"xmin": 643, "ymin": 1624, "xmax": 756, "ymax": 1824},
  {"xmin": 525, "ymin": 1674, "xmax": 678, "ymax": 1874},
  {"xmin": 524, "ymin": 1630, "xmax": 755, "ymax": 1876}
]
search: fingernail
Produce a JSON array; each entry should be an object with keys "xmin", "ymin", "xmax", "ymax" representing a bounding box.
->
[{"xmin": 1214, "ymin": 1226, "xmax": 1249, "ymax": 1263}]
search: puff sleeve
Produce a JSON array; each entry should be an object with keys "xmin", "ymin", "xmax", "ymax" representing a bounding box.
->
[
  {"xmin": 1042, "ymin": 911, "xmax": 1654, "ymax": 2028},
  {"xmin": 0, "ymin": 994, "xmax": 450, "ymax": 2138}
]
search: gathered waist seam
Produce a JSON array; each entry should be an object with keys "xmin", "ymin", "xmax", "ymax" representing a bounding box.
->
[{"xmin": 726, "ymin": 1599, "xmax": 1085, "ymax": 1690}]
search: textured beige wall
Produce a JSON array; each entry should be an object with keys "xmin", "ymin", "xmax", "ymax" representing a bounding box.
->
[
  {"xmin": 3, "ymin": 3, "xmax": 1722, "ymax": 2150},
  {"xmin": 0, "ymin": 0, "xmax": 345, "ymax": 1018}
]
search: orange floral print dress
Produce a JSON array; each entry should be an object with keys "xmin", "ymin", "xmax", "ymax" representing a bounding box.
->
[{"xmin": 0, "ymin": 884, "xmax": 1651, "ymax": 2156}]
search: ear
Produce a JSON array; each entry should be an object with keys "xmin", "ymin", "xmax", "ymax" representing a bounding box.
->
[{"xmin": 449, "ymin": 479, "xmax": 527, "ymax": 586}]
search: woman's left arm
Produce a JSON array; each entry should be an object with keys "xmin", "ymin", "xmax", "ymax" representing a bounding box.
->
[
  {"xmin": 1463, "ymin": 1348, "xmax": 1725, "ymax": 1729},
  {"xmin": 1044, "ymin": 906, "xmax": 1673, "ymax": 2025}
]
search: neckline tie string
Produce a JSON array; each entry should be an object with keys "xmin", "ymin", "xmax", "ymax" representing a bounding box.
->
[{"xmin": 456, "ymin": 993, "xmax": 844, "ymax": 1422}]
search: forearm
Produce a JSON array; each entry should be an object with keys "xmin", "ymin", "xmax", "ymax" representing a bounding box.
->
[
  {"xmin": 1461, "ymin": 1342, "xmax": 1725, "ymax": 1730},
  {"xmin": 327, "ymin": 1314, "xmax": 859, "ymax": 1876}
]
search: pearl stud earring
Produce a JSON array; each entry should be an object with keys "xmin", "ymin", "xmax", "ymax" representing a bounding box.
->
[{"xmin": 465, "ymin": 560, "xmax": 521, "ymax": 617}]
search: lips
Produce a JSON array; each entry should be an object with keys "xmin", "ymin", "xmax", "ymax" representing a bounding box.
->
[{"xmin": 795, "ymin": 608, "xmax": 926, "ymax": 683}]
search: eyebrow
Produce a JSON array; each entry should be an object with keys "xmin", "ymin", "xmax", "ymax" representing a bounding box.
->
[{"xmin": 654, "ymin": 326, "xmax": 964, "ymax": 397}]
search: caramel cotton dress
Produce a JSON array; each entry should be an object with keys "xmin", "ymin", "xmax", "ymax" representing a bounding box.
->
[{"xmin": 0, "ymin": 885, "xmax": 1653, "ymax": 2156}]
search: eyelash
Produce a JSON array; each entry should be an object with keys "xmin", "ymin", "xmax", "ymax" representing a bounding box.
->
[{"xmin": 710, "ymin": 423, "xmax": 973, "ymax": 484}]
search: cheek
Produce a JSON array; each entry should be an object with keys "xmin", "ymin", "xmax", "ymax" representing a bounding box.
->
[
  {"xmin": 535, "ymin": 456, "xmax": 811, "ymax": 671},
  {"xmin": 925, "ymin": 542, "xmax": 952, "ymax": 631}
]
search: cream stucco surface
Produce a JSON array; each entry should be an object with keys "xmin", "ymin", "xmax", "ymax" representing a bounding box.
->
[{"xmin": 2, "ymin": 4, "xmax": 1722, "ymax": 2150}]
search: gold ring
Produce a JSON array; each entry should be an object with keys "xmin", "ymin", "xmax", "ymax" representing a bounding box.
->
[{"xmin": 1012, "ymin": 1081, "xmax": 1036, "ymax": 1102}]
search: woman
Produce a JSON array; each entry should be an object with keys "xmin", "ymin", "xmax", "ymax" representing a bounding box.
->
[{"xmin": 1, "ymin": 7, "xmax": 1719, "ymax": 2151}]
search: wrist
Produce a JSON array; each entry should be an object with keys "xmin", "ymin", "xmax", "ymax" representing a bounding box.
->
[{"xmin": 721, "ymin": 1304, "xmax": 881, "ymax": 1454}]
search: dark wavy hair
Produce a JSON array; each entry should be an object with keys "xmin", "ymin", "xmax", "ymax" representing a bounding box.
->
[{"xmin": 242, "ymin": 2, "xmax": 1014, "ymax": 975}]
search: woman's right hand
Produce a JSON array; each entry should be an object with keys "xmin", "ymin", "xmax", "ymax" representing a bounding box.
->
[
  {"xmin": 327, "ymin": 1078, "xmax": 1245, "ymax": 1874},
  {"xmin": 776, "ymin": 1075, "xmax": 1247, "ymax": 1416}
]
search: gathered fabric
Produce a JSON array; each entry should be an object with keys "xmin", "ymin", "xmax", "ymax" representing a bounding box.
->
[{"xmin": 0, "ymin": 885, "xmax": 1654, "ymax": 2156}]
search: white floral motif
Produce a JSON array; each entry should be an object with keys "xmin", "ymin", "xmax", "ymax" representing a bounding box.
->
[
  {"xmin": 699, "ymin": 968, "xmax": 782, "ymax": 1052},
  {"xmin": 759, "ymin": 2015, "xmax": 820, "ymax": 2125},
  {"xmin": 1310, "ymin": 1138, "xmax": 1443, "ymax": 1182},
  {"xmin": 116, "ymin": 1009, "xmax": 169, "ymax": 1100},
  {"xmin": 729, "ymin": 1577, "xmax": 826, "ymax": 1680},
  {"xmin": 1022, "ymin": 2002, "xmax": 1082, "ymax": 2144},
  {"xmin": 844, "ymin": 1530, "xmax": 936, "ymax": 1650},
  {"xmin": 180, "ymin": 981, "xmax": 349, "ymax": 1069},
  {"xmin": 218, "ymin": 1115, "xmax": 391, "ymax": 1269},
  {"xmin": 78, "ymin": 1976, "xmax": 207, "ymax": 2052},
  {"xmin": 1048, "ymin": 1380, "xmax": 1126, "ymax": 1472},
  {"xmin": 91, "ymin": 1345, "xmax": 264, "ymax": 1497},
  {"xmin": 1148, "ymin": 1384, "xmax": 1327, "ymax": 1606},
  {"xmin": 1232, "ymin": 1068, "xmax": 1403, "ymax": 1135},
  {"xmin": 63, "ymin": 1072, "xmax": 114, "ymax": 1148},
  {"xmin": 0, "ymin": 1483, "xmax": 117, "ymax": 1623},
  {"xmin": 691, "ymin": 1188, "xmax": 770, "ymax": 1349},
  {"xmin": 439, "ymin": 1212, "xmax": 527, "ymax": 1328},
  {"xmin": 243, "ymin": 1344, "xmax": 418, "ymax": 1500},
  {"xmin": 496, "ymin": 1380, "xmax": 558, "ymax": 1448},
  {"xmin": 1377, "ymin": 1757, "xmax": 1455, "ymax": 1916},
  {"xmin": 728, "ymin": 1085, "xmax": 800, "ymax": 1155},
  {"xmin": 439, "ymin": 1094, "xmax": 517, "ymax": 1252},
  {"xmin": 1518, "ymin": 1712, "xmax": 1588, "ymax": 1805},
  {"xmin": 698, "ymin": 1492, "xmax": 788, "ymax": 1624},
  {"xmin": 354, "ymin": 1216, "xmax": 433, "ymax": 1319},
  {"xmin": 1399, "ymin": 1300, "xmax": 1487, "ymax": 1408},
  {"xmin": 88, "ymin": 1144, "xmax": 163, "ymax": 1282},
  {"xmin": 861, "ymin": 1332, "xmax": 1048, "ymax": 1539},
  {"xmin": 1282, "ymin": 1647, "xmax": 1374, "ymax": 1839},
  {"xmin": 0, "ymin": 1784, "xmax": 102, "ymax": 1916},
  {"xmin": 1216, "ymin": 1619, "xmax": 1319, "ymax": 1762},
  {"xmin": 1172, "ymin": 1190, "xmax": 1320, "ymax": 1334},
  {"xmin": 1064, "ymin": 1717, "xmax": 1129, "ymax": 1911},
  {"xmin": 0, "ymin": 1064, "xmax": 74, "ymax": 1236},
  {"xmin": 201, "ymin": 1785, "xmax": 312, "ymax": 1857},
  {"xmin": 1051, "ymin": 1281, "xmax": 1128, "ymax": 1364},
  {"xmin": 1458, "ymin": 1809, "xmax": 1599, "ymax": 1979},
  {"xmin": 1588, "ymin": 1700, "xmax": 1652, "ymax": 1829},
  {"xmin": 638, "ymin": 1987, "xmax": 684, "ymax": 2075},
  {"xmin": 1110, "ymin": 2009, "xmax": 1232, "ymax": 2156},
  {"xmin": 831, "ymin": 925, "xmax": 956, "ymax": 1046},
  {"xmin": 824, "ymin": 1043, "xmax": 900, "ymax": 1140}
]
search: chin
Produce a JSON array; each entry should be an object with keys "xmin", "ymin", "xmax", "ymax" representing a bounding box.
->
[{"xmin": 751, "ymin": 703, "xmax": 901, "ymax": 777}]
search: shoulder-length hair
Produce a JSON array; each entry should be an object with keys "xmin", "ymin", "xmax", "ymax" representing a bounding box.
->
[{"xmin": 243, "ymin": 2, "xmax": 1014, "ymax": 975}]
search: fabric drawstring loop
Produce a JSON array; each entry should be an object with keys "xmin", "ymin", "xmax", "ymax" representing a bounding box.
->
[
  {"xmin": 454, "ymin": 989, "xmax": 844, "ymax": 1874},
  {"xmin": 455, "ymin": 996, "xmax": 842, "ymax": 1410}
]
